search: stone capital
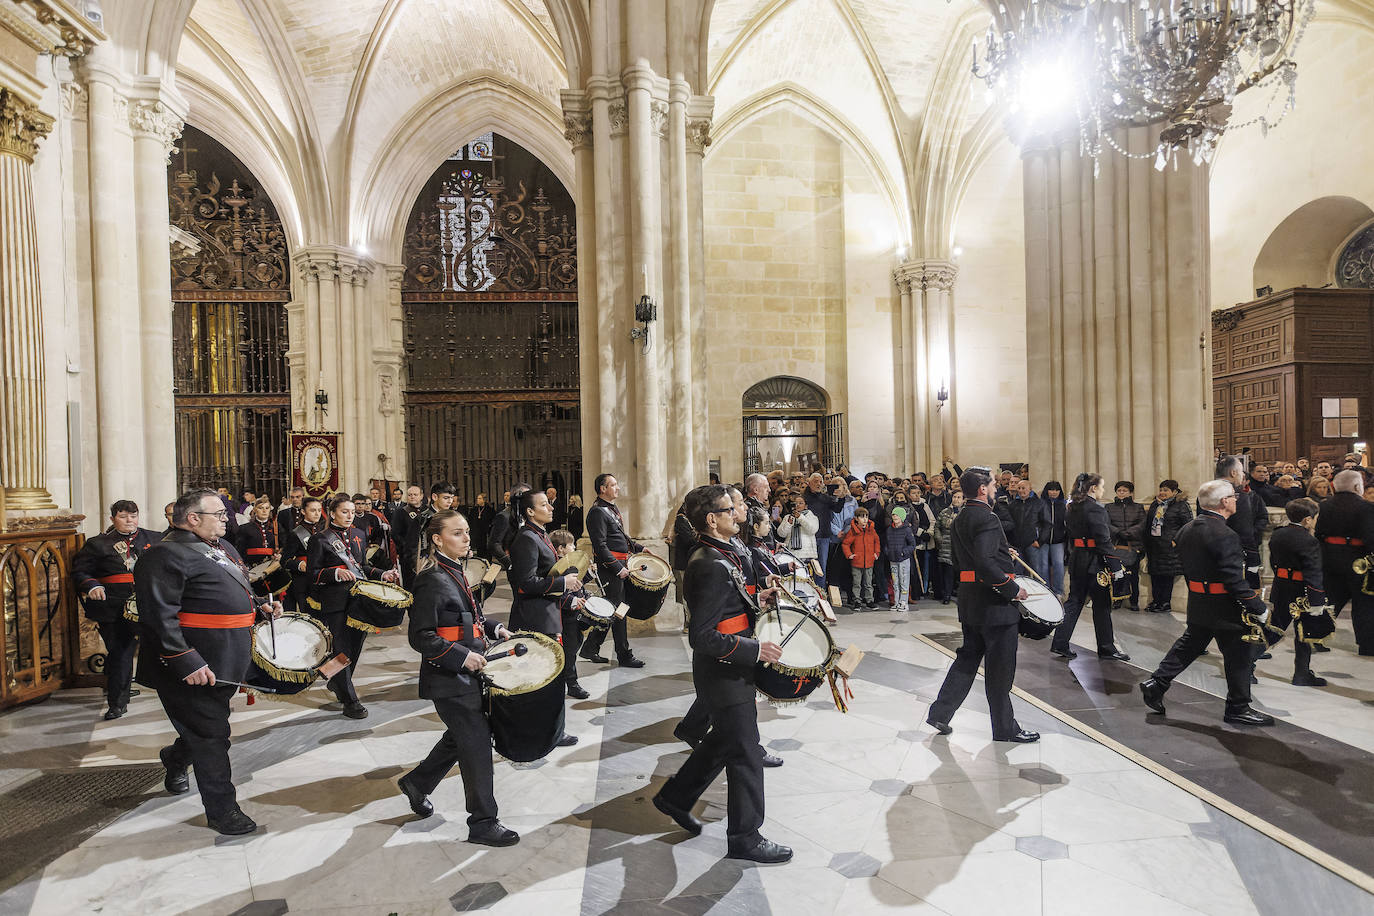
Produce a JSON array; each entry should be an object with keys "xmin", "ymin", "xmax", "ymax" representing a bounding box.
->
[
  {"xmin": 893, "ymin": 258, "xmax": 958, "ymax": 292},
  {"xmin": 0, "ymin": 88, "xmax": 54, "ymax": 161},
  {"xmin": 650, "ymin": 100, "xmax": 669, "ymax": 140},
  {"xmin": 59, "ymin": 81, "xmax": 86, "ymax": 118},
  {"xmin": 0, "ymin": 0, "xmax": 101, "ymax": 59},
  {"xmin": 563, "ymin": 109, "xmax": 592, "ymax": 151},
  {"xmin": 129, "ymin": 99, "xmax": 183, "ymax": 160},
  {"xmin": 686, "ymin": 117, "xmax": 712, "ymax": 154},
  {"xmin": 608, "ymin": 99, "xmax": 629, "ymax": 138}
]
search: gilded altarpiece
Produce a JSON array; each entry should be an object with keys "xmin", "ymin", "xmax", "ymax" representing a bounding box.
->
[
  {"xmin": 401, "ymin": 134, "xmax": 581, "ymax": 502},
  {"xmin": 168, "ymin": 125, "xmax": 292, "ymax": 500}
]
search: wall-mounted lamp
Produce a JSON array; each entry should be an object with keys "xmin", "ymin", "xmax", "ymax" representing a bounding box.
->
[
  {"xmin": 936, "ymin": 380, "xmax": 949, "ymax": 411},
  {"xmin": 1255, "ymin": 285, "xmax": 1274, "ymax": 298},
  {"xmin": 630, "ymin": 292, "xmax": 657, "ymax": 354},
  {"xmin": 315, "ymin": 388, "xmax": 329, "ymax": 416}
]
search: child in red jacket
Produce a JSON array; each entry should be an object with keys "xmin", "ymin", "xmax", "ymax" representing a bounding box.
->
[{"xmin": 842, "ymin": 508, "xmax": 882, "ymax": 609}]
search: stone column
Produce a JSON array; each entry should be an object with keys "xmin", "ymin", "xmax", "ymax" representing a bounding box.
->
[
  {"xmin": 561, "ymin": 96, "xmax": 599, "ymax": 499},
  {"xmin": 129, "ymin": 97, "xmax": 183, "ymax": 513},
  {"xmin": 374, "ymin": 264, "xmax": 406, "ymax": 479},
  {"xmin": 894, "ymin": 272, "xmax": 916, "ymax": 471},
  {"xmin": 0, "ymin": 87, "xmax": 56, "ymax": 509},
  {"xmin": 685, "ymin": 101, "xmax": 712, "ymax": 483},
  {"xmin": 893, "ymin": 259, "xmax": 959, "ymax": 476},
  {"xmin": 1021, "ymin": 127, "xmax": 1210, "ymax": 492},
  {"xmin": 665, "ymin": 77, "xmax": 693, "ymax": 501}
]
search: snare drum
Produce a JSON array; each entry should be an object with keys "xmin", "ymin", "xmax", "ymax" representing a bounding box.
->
[
  {"xmin": 1014, "ymin": 576, "xmax": 1064, "ymax": 640},
  {"xmin": 122, "ymin": 596, "xmax": 139, "ymax": 622},
  {"xmin": 346, "ymin": 579, "xmax": 414, "ymax": 633},
  {"xmin": 576, "ymin": 595, "xmax": 615, "ymax": 632},
  {"xmin": 623, "ymin": 553, "xmax": 672, "ymax": 619},
  {"xmin": 483, "ymin": 632, "xmax": 567, "ymax": 762},
  {"xmin": 248, "ymin": 558, "xmax": 291, "ymax": 597},
  {"xmin": 245, "ymin": 612, "xmax": 332, "ymax": 696},
  {"xmin": 461, "ymin": 556, "xmax": 495, "ymax": 601},
  {"xmin": 753, "ymin": 602, "xmax": 837, "ymax": 704}
]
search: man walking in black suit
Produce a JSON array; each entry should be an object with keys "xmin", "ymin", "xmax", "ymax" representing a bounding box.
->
[{"xmin": 926, "ymin": 467, "xmax": 1039, "ymax": 743}]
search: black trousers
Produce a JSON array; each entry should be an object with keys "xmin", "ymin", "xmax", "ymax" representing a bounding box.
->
[
  {"xmin": 404, "ymin": 691, "xmax": 498, "ymax": 830},
  {"xmin": 157, "ymin": 681, "xmax": 239, "ymax": 817},
  {"xmin": 1123, "ymin": 560, "xmax": 1142, "ymax": 607},
  {"xmin": 1269, "ymin": 591, "xmax": 1313, "ymax": 677},
  {"xmin": 659, "ymin": 699, "xmax": 764, "ymax": 849},
  {"xmin": 96, "ymin": 617, "xmax": 139, "ymax": 707},
  {"xmin": 582, "ymin": 567, "xmax": 631, "ymax": 657},
  {"xmin": 929, "ymin": 620, "xmax": 1020, "ymax": 737},
  {"xmin": 560, "ymin": 610, "xmax": 583, "ymax": 685},
  {"xmin": 1053, "ymin": 570, "xmax": 1115, "ymax": 653},
  {"xmin": 677, "ymin": 695, "xmax": 711, "ymax": 743},
  {"xmin": 1242, "ymin": 548, "xmax": 1262, "ymax": 591},
  {"xmin": 1149, "ymin": 626, "xmax": 1254, "ymax": 715},
  {"xmin": 320, "ymin": 613, "xmax": 368, "ymax": 704},
  {"xmin": 1326, "ymin": 569, "xmax": 1374, "ymax": 653},
  {"xmin": 1150, "ymin": 573, "xmax": 1176, "ymax": 608}
]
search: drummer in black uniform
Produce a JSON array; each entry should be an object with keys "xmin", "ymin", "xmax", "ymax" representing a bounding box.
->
[
  {"xmin": 397, "ymin": 509, "xmax": 519, "ymax": 845},
  {"xmin": 1266, "ymin": 497, "xmax": 1329, "ymax": 686},
  {"xmin": 580, "ymin": 473, "xmax": 646, "ymax": 668},
  {"xmin": 1050, "ymin": 473, "xmax": 1129, "ymax": 661},
  {"xmin": 926, "ymin": 467, "xmax": 1039, "ymax": 743},
  {"xmin": 72, "ymin": 499, "xmax": 159, "ymax": 720},
  {"xmin": 280, "ymin": 496, "xmax": 323, "ymax": 613},
  {"xmin": 652, "ymin": 484, "xmax": 791, "ymax": 864},
  {"xmin": 550, "ymin": 529, "xmax": 591, "ymax": 700},
  {"xmin": 134, "ymin": 488, "xmax": 282, "ymax": 835},
  {"xmin": 306, "ymin": 494, "xmax": 400, "ymax": 719},
  {"xmin": 1316, "ymin": 470, "xmax": 1374, "ymax": 656},
  {"xmin": 1139, "ymin": 479, "xmax": 1275, "ymax": 725},
  {"xmin": 506, "ymin": 488, "xmax": 580, "ymax": 746},
  {"xmin": 233, "ymin": 497, "xmax": 279, "ymax": 568}
]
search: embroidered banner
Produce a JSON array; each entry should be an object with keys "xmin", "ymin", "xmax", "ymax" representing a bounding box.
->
[{"xmin": 289, "ymin": 432, "xmax": 342, "ymax": 498}]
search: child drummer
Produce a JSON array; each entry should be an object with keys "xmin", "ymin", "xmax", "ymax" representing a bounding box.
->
[{"xmin": 550, "ymin": 529, "xmax": 591, "ymax": 700}]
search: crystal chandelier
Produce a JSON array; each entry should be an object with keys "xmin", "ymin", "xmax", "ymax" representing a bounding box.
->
[{"xmin": 972, "ymin": 0, "xmax": 1315, "ymax": 169}]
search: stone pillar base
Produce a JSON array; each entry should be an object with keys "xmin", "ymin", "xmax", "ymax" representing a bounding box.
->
[{"xmin": 3, "ymin": 487, "xmax": 57, "ymax": 512}]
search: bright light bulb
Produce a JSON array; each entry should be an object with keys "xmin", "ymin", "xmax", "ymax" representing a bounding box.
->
[{"xmin": 1017, "ymin": 55, "xmax": 1077, "ymax": 120}]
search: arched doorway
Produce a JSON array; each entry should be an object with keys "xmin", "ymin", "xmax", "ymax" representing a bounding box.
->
[
  {"xmin": 742, "ymin": 376, "xmax": 843, "ymax": 475},
  {"xmin": 168, "ymin": 125, "xmax": 292, "ymax": 500},
  {"xmin": 400, "ymin": 133, "xmax": 580, "ymax": 503}
]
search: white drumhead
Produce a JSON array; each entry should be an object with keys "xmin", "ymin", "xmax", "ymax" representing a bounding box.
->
[
  {"xmin": 755, "ymin": 605, "xmax": 834, "ymax": 669},
  {"xmin": 462, "ymin": 557, "xmax": 490, "ymax": 580},
  {"xmin": 582, "ymin": 596, "xmax": 615, "ymax": 621},
  {"xmin": 484, "ymin": 635, "xmax": 562, "ymax": 693},
  {"xmin": 1016, "ymin": 576, "xmax": 1064, "ymax": 624},
  {"xmin": 253, "ymin": 615, "xmax": 329, "ymax": 669},
  {"xmin": 787, "ymin": 579, "xmax": 824, "ymax": 609},
  {"xmin": 248, "ymin": 559, "xmax": 278, "ymax": 582}
]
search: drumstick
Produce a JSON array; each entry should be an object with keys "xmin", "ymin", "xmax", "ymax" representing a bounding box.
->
[
  {"xmin": 484, "ymin": 643, "xmax": 529, "ymax": 662},
  {"xmin": 1011, "ymin": 553, "xmax": 1047, "ymax": 585},
  {"xmin": 777, "ymin": 615, "xmax": 809, "ymax": 650},
  {"xmin": 214, "ymin": 678, "xmax": 278, "ymax": 694},
  {"xmin": 268, "ymin": 613, "xmax": 277, "ymax": 657}
]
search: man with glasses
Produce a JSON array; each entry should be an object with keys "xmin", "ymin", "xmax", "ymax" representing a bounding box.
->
[
  {"xmin": 134, "ymin": 488, "xmax": 284, "ymax": 834},
  {"xmin": 652, "ymin": 485, "xmax": 792, "ymax": 864},
  {"xmin": 1140, "ymin": 480, "xmax": 1274, "ymax": 725}
]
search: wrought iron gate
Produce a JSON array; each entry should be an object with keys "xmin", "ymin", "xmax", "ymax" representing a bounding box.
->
[
  {"xmin": 402, "ymin": 133, "xmax": 580, "ymax": 502},
  {"xmin": 168, "ymin": 126, "xmax": 291, "ymax": 500},
  {"xmin": 741, "ymin": 376, "xmax": 844, "ymax": 475}
]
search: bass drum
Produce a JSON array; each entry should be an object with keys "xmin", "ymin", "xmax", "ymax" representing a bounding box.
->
[
  {"xmin": 624, "ymin": 553, "xmax": 672, "ymax": 620},
  {"xmin": 1014, "ymin": 576, "xmax": 1064, "ymax": 640},
  {"xmin": 346, "ymin": 580, "xmax": 413, "ymax": 633},
  {"xmin": 484, "ymin": 632, "xmax": 567, "ymax": 763}
]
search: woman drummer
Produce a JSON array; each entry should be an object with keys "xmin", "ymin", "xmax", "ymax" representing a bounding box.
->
[
  {"xmin": 234, "ymin": 497, "xmax": 279, "ymax": 565},
  {"xmin": 507, "ymin": 489, "xmax": 581, "ymax": 747},
  {"xmin": 398, "ymin": 509, "xmax": 520, "ymax": 846},
  {"xmin": 1051, "ymin": 473, "xmax": 1130, "ymax": 662}
]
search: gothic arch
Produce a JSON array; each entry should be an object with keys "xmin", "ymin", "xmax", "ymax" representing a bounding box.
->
[{"xmin": 1253, "ymin": 196, "xmax": 1374, "ymax": 293}]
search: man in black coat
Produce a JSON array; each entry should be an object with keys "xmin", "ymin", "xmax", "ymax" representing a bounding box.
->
[
  {"xmin": 926, "ymin": 468, "xmax": 1038, "ymax": 743},
  {"xmin": 72, "ymin": 499, "xmax": 160, "ymax": 719},
  {"xmin": 487, "ymin": 484, "xmax": 529, "ymax": 569},
  {"xmin": 580, "ymin": 473, "xmax": 646, "ymax": 668},
  {"xmin": 135, "ymin": 488, "xmax": 282, "ymax": 835},
  {"xmin": 1140, "ymin": 479, "xmax": 1274, "ymax": 725},
  {"xmin": 1315, "ymin": 470, "xmax": 1374, "ymax": 655},
  {"xmin": 652, "ymin": 484, "xmax": 791, "ymax": 864},
  {"xmin": 1213, "ymin": 455, "xmax": 1269, "ymax": 589},
  {"xmin": 393, "ymin": 482, "xmax": 453, "ymax": 589}
]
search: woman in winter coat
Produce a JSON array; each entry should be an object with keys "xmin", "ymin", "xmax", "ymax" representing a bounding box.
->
[
  {"xmin": 1037, "ymin": 482, "xmax": 1069, "ymax": 598},
  {"xmin": 1143, "ymin": 479, "xmax": 1192, "ymax": 613},
  {"xmin": 775, "ymin": 495, "xmax": 820, "ymax": 562},
  {"xmin": 933, "ymin": 490, "xmax": 964, "ymax": 604},
  {"xmin": 884, "ymin": 506, "xmax": 918, "ymax": 608},
  {"xmin": 905, "ymin": 494, "xmax": 937, "ymax": 600}
]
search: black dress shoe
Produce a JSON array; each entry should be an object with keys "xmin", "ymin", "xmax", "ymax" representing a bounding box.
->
[
  {"xmin": 103, "ymin": 705, "xmax": 126, "ymax": 721},
  {"xmin": 1139, "ymin": 678, "xmax": 1167, "ymax": 714},
  {"xmin": 672, "ymin": 727, "xmax": 703, "ymax": 750},
  {"xmin": 652, "ymin": 792, "xmax": 703, "ymax": 835},
  {"xmin": 579, "ymin": 647, "xmax": 609, "ymax": 664},
  {"xmin": 1148, "ymin": 604, "xmax": 1172, "ymax": 614},
  {"xmin": 397, "ymin": 775, "xmax": 433, "ymax": 818},
  {"xmin": 567, "ymin": 683, "xmax": 591, "ymax": 700},
  {"xmin": 1098, "ymin": 648, "xmax": 1131, "ymax": 661},
  {"xmin": 342, "ymin": 702, "xmax": 369, "ymax": 719},
  {"xmin": 1050, "ymin": 648, "xmax": 1077, "ymax": 660},
  {"xmin": 1291, "ymin": 672, "xmax": 1328, "ymax": 687},
  {"xmin": 556, "ymin": 732, "xmax": 579, "ymax": 747},
  {"xmin": 993, "ymin": 730, "xmax": 1040, "ymax": 743},
  {"xmin": 1250, "ymin": 674, "xmax": 1258, "ymax": 685},
  {"xmin": 617, "ymin": 653, "xmax": 645, "ymax": 669},
  {"xmin": 468, "ymin": 822, "xmax": 520, "ymax": 847},
  {"xmin": 1312, "ymin": 643, "xmax": 1331, "ymax": 653},
  {"xmin": 761, "ymin": 752, "xmax": 784, "ymax": 768},
  {"xmin": 925, "ymin": 716, "xmax": 953, "ymax": 735},
  {"xmin": 160, "ymin": 746, "xmax": 190, "ymax": 795},
  {"xmin": 1224, "ymin": 708, "xmax": 1275, "ymax": 726},
  {"xmin": 206, "ymin": 808, "xmax": 258, "ymax": 836},
  {"xmin": 727, "ymin": 837, "xmax": 793, "ymax": 864},
  {"xmin": 1258, "ymin": 651, "xmax": 1273, "ymax": 660},
  {"xmin": 127, "ymin": 689, "xmax": 141, "ymax": 698}
]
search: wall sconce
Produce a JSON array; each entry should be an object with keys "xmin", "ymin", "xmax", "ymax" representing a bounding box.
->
[
  {"xmin": 936, "ymin": 379, "xmax": 949, "ymax": 411},
  {"xmin": 315, "ymin": 389, "xmax": 329, "ymax": 416},
  {"xmin": 630, "ymin": 292, "xmax": 656, "ymax": 354}
]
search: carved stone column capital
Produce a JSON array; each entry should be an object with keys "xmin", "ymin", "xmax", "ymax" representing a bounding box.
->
[
  {"xmin": 650, "ymin": 100, "xmax": 669, "ymax": 140},
  {"xmin": 59, "ymin": 82, "xmax": 86, "ymax": 119},
  {"xmin": 129, "ymin": 100, "xmax": 183, "ymax": 160},
  {"xmin": 917, "ymin": 259, "xmax": 959, "ymax": 292},
  {"xmin": 563, "ymin": 110, "xmax": 592, "ymax": 151},
  {"xmin": 385, "ymin": 264, "xmax": 405, "ymax": 291},
  {"xmin": 0, "ymin": 88, "xmax": 54, "ymax": 161},
  {"xmin": 686, "ymin": 117, "xmax": 712, "ymax": 154},
  {"xmin": 608, "ymin": 98, "xmax": 629, "ymax": 138}
]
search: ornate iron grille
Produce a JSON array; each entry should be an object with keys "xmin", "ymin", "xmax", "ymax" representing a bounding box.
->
[
  {"xmin": 168, "ymin": 126, "xmax": 291, "ymax": 501},
  {"xmin": 402, "ymin": 134, "xmax": 580, "ymax": 501}
]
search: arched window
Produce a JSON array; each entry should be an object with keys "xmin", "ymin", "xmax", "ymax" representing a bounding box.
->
[
  {"xmin": 741, "ymin": 377, "xmax": 843, "ymax": 475},
  {"xmin": 1336, "ymin": 221, "xmax": 1374, "ymax": 289}
]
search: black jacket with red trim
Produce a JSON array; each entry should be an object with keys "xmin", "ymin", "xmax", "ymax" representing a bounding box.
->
[
  {"xmin": 1268, "ymin": 523, "xmax": 1325, "ymax": 607},
  {"xmin": 1065, "ymin": 500, "xmax": 1122, "ymax": 577},
  {"xmin": 72, "ymin": 527, "xmax": 160, "ymax": 622},
  {"xmin": 133, "ymin": 530, "xmax": 266, "ymax": 686},
  {"xmin": 233, "ymin": 519, "xmax": 278, "ymax": 565},
  {"xmin": 305, "ymin": 524, "xmax": 385, "ymax": 616},
  {"xmin": 1315, "ymin": 490, "xmax": 1374, "ymax": 576},
  {"xmin": 409, "ymin": 552, "xmax": 490, "ymax": 699},
  {"xmin": 587, "ymin": 498, "xmax": 643, "ymax": 574},
  {"xmin": 1177, "ymin": 510, "xmax": 1268, "ymax": 632},
  {"xmin": 686, "ymin": 535, "xmax": 760, "ymax": 707},
  {"xmin": 507, "ymin": 523, "xmax": 566, "ymax": 635},
  {"xmin": 951, "ymin": 499, "xmax": 1023, "ymax": 628}
]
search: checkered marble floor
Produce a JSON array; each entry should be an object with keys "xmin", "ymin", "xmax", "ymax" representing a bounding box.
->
[{"xmin": 0, "ymin": 588, "xmax": 1370, "ymax": 915}]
